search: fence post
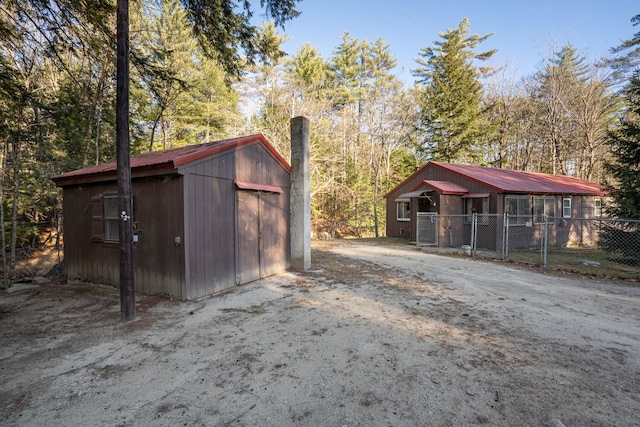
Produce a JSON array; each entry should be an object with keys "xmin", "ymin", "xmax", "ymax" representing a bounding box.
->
[
  {"xmin": 543, "ymin": 215, "xmax": 548, "ymax": 267},
  {"xmin": 471, "ymin": 212, "xmax": 477, "ymax": 253},
  {"xmin": 504, "ymin": 213, "xmax": 509, "ymax": 259}
]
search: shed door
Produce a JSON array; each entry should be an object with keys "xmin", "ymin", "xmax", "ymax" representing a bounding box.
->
[
  {"xmin": 236, "ymin": 190, "xmax": 261, "ymax": 284},
  {"xmin": 260, "ymin": 192, "xmax": 286, "ymax": 276},
  {"xmin": 236, "ymin": 189, "xmax": 286, "ymax": 285}
]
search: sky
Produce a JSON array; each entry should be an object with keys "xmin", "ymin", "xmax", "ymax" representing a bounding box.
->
[{"xmin": 255, "ymin": 0, "xmax": 639, "ymax": 84}]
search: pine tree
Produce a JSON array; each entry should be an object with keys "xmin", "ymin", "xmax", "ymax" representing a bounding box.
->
[
  {"xmin": 604, "ymin": 76, "xmax": 640, "ymax": 220},
  {"xmin": 289, "ymin": 42, "xmax": 330, "ymax": 98},
  {"xmin": 535, "ymin": 44, "xmax": 590, "ymax": 175},
  {"xmin": 599, "ymin": 16, "xmax": 640, "ymax": 263},
  {"xmin": 412, "ymin": 18, "xmax": 495, "ymax": 163}
]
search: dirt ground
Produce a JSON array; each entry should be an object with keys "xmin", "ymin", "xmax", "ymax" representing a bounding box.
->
[{"xmin": 1, "ymin": 240, "xmax": 639, "ymax": 427}]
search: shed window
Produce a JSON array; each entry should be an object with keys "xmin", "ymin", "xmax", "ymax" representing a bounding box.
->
[
  {"xmin": 103, "ymin": 196, "xmax": 119, "ymax": 241},
  {"xmin": 562, "ymin": 198, "xmax": 572, "ymax": 218},
  {"xmin": 505, "ymin": 196, "xmax": 530, "ymax": 225},
  {"xmin": 91, "ymin": 194, "xmax": 132, "ymax": 243},
  {"xmin": 533, "ymin": 197, "xmax": 555, "ymax": 223},
  {"xmin": 396, "ymin": 201, "xmax": 410, "ymax": 221}
]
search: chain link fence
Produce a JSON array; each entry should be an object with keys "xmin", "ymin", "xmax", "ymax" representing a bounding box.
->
[{"xmin": 416, "ymin": 213, "xmax": 640, "ymax": 279}]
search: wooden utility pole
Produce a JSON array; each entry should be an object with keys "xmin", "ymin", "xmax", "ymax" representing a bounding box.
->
[{"xmin": 116, "ymin": 0, "xmax": 135, "ymax": 322}]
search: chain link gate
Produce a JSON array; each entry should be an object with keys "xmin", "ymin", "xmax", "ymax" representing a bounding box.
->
[{"xmin": 416, "ymin": 212, "xmax": 438, "ymax": 246}]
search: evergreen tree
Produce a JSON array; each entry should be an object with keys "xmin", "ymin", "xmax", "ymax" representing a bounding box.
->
[
  {"xmin": 181, "ymin": 0, "xmax": 300, "ymax": 79},
  {"xmin": 331, "ymin": 32, "xmax": 366, "ymax": 109},
  {"xmin": 599, "ymin": 15, "xmax": 640, "ymax": 263},
  {"xmin": 604, "ymin": 76, "xmax": 640, "ymax": 220},
  {"xmin": 135, "ymin": 0, "xmax": 198, "ymax": 151},
  {"xmin": 242, "ymin": 21, "xmax": 292, "ymax": 157},
  {"xmin": 289, "ymin": 42, "xmax": 330, "ymax": 99},
  {"xmin": 412, "ymin": 18, "xmax": 495, "ymax": 163},
  {"xmin": 131, "ymin": 0, "xmax": 237, "ymax": 150},
  {"xmin": 535, "ymin": 44, "xmax": 589, "ymax": 175}
]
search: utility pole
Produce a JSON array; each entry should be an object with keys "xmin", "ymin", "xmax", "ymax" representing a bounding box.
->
[{"xmin": 116, "ymin": 0, "xmax": 135, "ymax": 322}]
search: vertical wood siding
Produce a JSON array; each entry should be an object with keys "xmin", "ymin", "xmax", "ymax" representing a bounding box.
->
[
  {"xmin": 184, "ymin": 169, "xmax": 236, "ymax": 298},
  {"xmin": 132, "ymin": 176, "xmax": 186, "ymax": 299},
  {"xmin": 387, "ymin": 165, "xmax": 602, "ymax": 245},
  {"xmin": 386, "ymin": 166, "xmax": 496, "ymax": 240},
  {"xmin": 64, "ymin": 184, "xmax": 119, "ymax": 286},
  {"xmin": 259, "ymin": 192, "xmax": 290, "ymax": 276},
  {"xmin": 62, "ymin": 138, "xmax": 290, "ymax": 300},
  {"xmin": 236, "ymin": 191, "xmax": 261, "ymax": 284},
  {"xmin": 63, "ymin": 177, "xmax": 186, "ymax": 298},
  {"xmin": 183, "ymin": 141, "xmax": 291, "ymax": 299}
]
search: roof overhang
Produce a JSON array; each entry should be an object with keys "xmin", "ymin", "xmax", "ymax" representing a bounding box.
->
[
  {"xmin": 411, "ymin": 180, "xmax": 468, "ymax": 195},
  {"xmin": 234, "ymin": 180, "xmax": 283, "ymax": 194},
  {"xmin": 397, "ymin": 190, "xmax": 433, "ymax": 199}
]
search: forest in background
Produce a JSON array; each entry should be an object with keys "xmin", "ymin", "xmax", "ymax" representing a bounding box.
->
[{"xmin": 1, "ymin": 1, "xmax": 639, "ymax": 283}]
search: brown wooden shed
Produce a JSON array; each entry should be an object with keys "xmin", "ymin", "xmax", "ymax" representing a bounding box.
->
[{"xmin": 52, "ymin": 134, "xmax": 291, "ymax": 300}]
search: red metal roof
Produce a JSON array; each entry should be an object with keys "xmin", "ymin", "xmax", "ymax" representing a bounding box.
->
[
  {"xmin": 52, "ymin": 134, "xmax": 291, "ymax": 186},
  {"xmin": 431, "ymin": 162, "xmax": 606, "ymax": 195},
  {"xmin": 385, "ymin": 161, "xmax": 606, "ymax": 197},
  {"xmin": 411, "ymin": 180, "xmax": 468, "ymax": 195}
]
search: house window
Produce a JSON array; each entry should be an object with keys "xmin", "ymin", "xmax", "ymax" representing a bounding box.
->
[
  {"xmin": 594, "ymin": 198, "xmax": 603, "ymax": 217},
  {"xmin": 562, "ymin": 198, "xmax": 572, "ymax": 218},
  {"xmin": 533, "ymin": 197, "xmax": 555, "ymax": 223},
  {"xmin": 103, "ymin": 196, "xmax": 119, "ymax": 241},
  {"xmin": 464, "ymin": 197, "xmax": 488, "ymax": 223},
  {"xmin": 396, "ymin": 200, "xmax": 410, "ymax": 221},
  {"xmin": 505, "ymin": 196, "xmax": 530, "ymax": 225}
]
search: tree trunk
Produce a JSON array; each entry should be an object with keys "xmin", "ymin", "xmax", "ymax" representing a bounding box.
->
[
  {"xmin": 373, "ymin": 167, "xmax": 380, "ymax": 238},
  {"xmin": 9, "ymin": 118, "xmax": 21, "ymax": 286},
  {"xmin": 0, "ymin": 140, "xmax": 7, "ymax": 288},
  {"xmin": 83, "ymin": 62, "xmax": 109, "ymax": 167}
]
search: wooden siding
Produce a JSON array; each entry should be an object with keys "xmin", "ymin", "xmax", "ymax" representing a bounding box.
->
[
  {"xmin": 257, "ymin": 191, "xmax": 290, "ymax": 277},
  {"xmin": 386, "ymin": 165, "xmax": 494, "ymax": 240},
  {"xmin": 63, "ymin": 176, "xmax": 186, "ymax": 298},
  {"xmin": 182, "ymin": 140, "xmax": 291, "ymax": 299},
  {"xmin": 236, "ymin": 191, "xmax": 261, "ymax": 284},
  {"xmin": 64, "ymin": 183, "xmax": 119, "ymax": 286},
  {"xmin": 235, "ymin": 191, "xmax": 289, "ymax": 283},
  {"xmin": 132, "ymin": 176, "xmax": 185, "ymax": 299},
  {"xmin": 184, "ymin": 172, "xmax": 237, "ymax": 298},
  {"xmin": 61, "ymin": 139, "xmax": 291, "ymax": 301}
]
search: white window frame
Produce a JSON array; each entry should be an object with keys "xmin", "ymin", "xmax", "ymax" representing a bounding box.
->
[
  {"xmin": 396, "ymin": 200, "xmax": 410, "ymax": 222},
  {"xmin": 594, "ymin": 198, "xmax": 603, "ymax": 217},
  {"xmin": 562, "ymin": 197, "xmax": 572, "ymax": 218}
]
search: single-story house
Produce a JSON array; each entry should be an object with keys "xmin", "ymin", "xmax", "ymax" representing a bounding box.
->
[
  {"xmin": 385, "ymin": 161, "xmax": 607, "ymax": 247},
  {"xmin": 52, "ymin": 134, "xmax": 291, "ymax": 300}
]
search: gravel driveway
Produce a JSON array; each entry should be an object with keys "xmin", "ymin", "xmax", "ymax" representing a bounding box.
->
[{"xmin": 1, "ymin": 240, "xmax": 639, "ymax": 426}]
